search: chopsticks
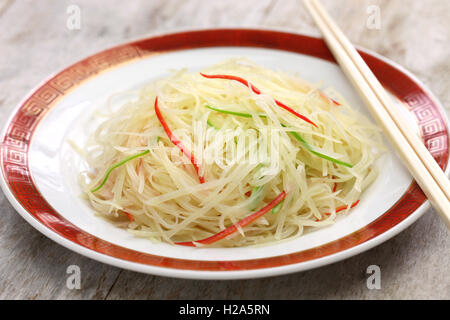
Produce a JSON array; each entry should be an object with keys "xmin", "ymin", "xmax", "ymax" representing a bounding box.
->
[{"xmin": 304, "ymin": 0, "xmax": 450, "ymax": 228}]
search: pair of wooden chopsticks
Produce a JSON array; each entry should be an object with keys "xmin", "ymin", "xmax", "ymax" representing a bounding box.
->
[{"xmin": 304, "ymin": 0, "xmax": 450, "ymax": 228}]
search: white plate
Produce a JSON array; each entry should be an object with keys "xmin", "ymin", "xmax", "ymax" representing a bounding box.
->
[{"xmin": 1, "ymin": 29, "xmax": 448, "ymax": 279}]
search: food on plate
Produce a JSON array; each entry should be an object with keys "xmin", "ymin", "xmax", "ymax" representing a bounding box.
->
[{"xmin": 79, "ymin": 58, "xmax": 384, "ymax": 247}]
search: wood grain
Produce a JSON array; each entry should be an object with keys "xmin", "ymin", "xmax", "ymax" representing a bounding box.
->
[{"xmin": 0, "ymin": 0, "xmax": 448, "ymax": 299}]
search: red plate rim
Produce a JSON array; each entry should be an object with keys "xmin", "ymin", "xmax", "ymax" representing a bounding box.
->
[{"xmin": 1, "ymin": 29, "xmax": 448, "ymax": 276}]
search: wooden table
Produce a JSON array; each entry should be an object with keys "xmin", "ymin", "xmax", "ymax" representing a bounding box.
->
[{"xmin": 0, "ymin": 0, "xmax": 449, "ymax": 299}]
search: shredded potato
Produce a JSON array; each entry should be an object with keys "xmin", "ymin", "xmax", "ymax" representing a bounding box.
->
[{"xmin": 79, "ymin": 58, "xmax": 384, "ymax": 247}]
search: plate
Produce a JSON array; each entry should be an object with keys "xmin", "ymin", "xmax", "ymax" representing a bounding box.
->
[{"xmin": 1, "ymin": 29, "xmax": 448, "ymax": 279}]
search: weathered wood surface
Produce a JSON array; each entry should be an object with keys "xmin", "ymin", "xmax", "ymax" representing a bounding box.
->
[{"xmin": 0, "ymin": 0, "xmax": 448, "ymax": 299}]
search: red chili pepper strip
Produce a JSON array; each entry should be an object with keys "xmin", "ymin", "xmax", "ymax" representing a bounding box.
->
[
  {"xmin": 124, "ymin": 211, "xmax": 134, "ymax": 222},
  {"xmin": 324, "ymin": 200, "xmax": 360, "ymax": 216},
  {"xmin": 316, "ymin": 200, "xmax": 360, "ymax": 221},
  {"xmin": 154, "ymin": 97, "xmax": 205, "ymax": 183},
  {"xmin": 176, "ymin": 191, "xmax": 287, "ymax": 246},
  {"xmin": 200, "ymin": 73, "xmax": 318, "ymax": 128},
  {"xmin": 330, "ymin": 98, "xmax": 340, "ymax": 106},
  {"xmin": 319, "ymin": 92, "xmax": 341, "ymax": 106},
  {"xmin": 200, "ymin": 73, "xmax": 261, "ymax": 94},
  {"xmin": 272, "ymin": 99, "xmax": 318, "ymax": 128},
  {"xmin": 332, "ymin": 176, "xmax": 338, "ymax": 193}
]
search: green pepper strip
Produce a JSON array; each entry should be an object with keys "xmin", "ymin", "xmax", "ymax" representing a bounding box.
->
[
  {"xmin": 249, "ymin": 187, "xmax": 283, "ymax": 214},
  {"xmin": 205, "ymin": 105, "xmax": 353, "ymax": 168},
  {"xmin": 207, "ymin": 119, "xmax": 218, "ymax": 129},
  {"xmin": 284, "ymin": 126, "xmax": 353, "ymax": 168},
  {"xmin": 249, "ymin": 186, "xmax": 264, "ymax": 211},
  {"xmin": 206, "ymin": 105, "xmax": 266, "ymax": 118},
  {"xmin": 272, "ymin": 199, "xmax": 284, "ymax": 214},
  {"xmin": 91, "ymin": 150, "xmax": 150, "ymax": 193}
]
